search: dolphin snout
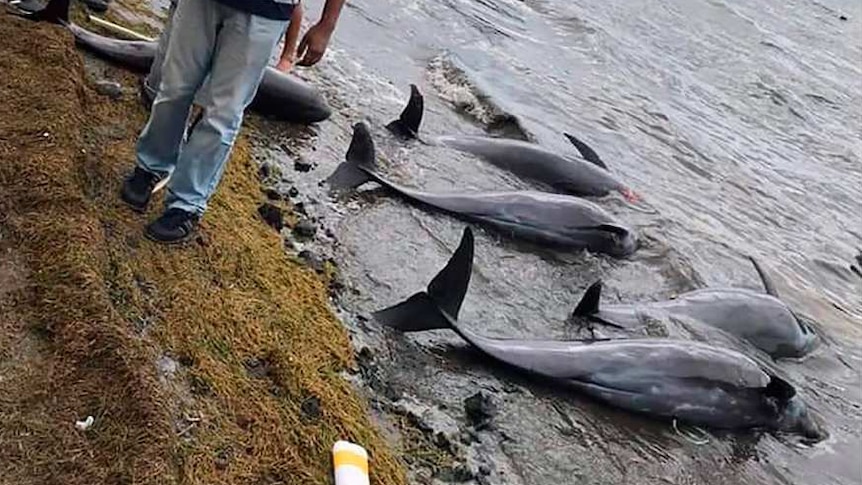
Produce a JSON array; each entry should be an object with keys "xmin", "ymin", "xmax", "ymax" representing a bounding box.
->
[{"xmin": 779, "ymin": 398, "xmax": 828, "ymax": 443}]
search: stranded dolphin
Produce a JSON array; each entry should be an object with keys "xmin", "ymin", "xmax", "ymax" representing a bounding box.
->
[
  {"xmin": 387, "ymin": 85, "xmax": 639, "ymax": 202},
  {"xmin": 568, "ymin": 258, "xmax": 819, "ymax": 359},
  {"xmin": 327, "ymin": 123, "xmax": 637, "ymax": 257},
  {"xmin": 11, "ymin": 0, "xmax": 332, "ymax": 124},
  {"xmin": 374, "ymin": 227, "xmax": 825, "ymax": 440}
]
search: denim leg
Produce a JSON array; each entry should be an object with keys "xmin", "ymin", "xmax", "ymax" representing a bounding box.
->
[
  {"xmin": 142, "ymin": 0, "xmax": 176, "ymax": 99},
  {"xmin": 165, "ymin": 9, "xmax": 287, "ymax": 214},
  {"xmin": 135, "ymin": 0, "xmax": 219, "ymax": 177},
  {"xmin": 145, "ymin": 0, "xmax": 208, "ymax": 107}
]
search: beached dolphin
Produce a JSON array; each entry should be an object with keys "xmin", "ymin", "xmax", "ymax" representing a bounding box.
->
[
  {"xmin": 387, "ymin": 85, "xmax": 638, "ymax": 202},
  {"xmin": 568, "ymin": 258, "xmax": 820, "ymax": 359},
  {"xmin": 11, "ymin": 0, "xmax": 332, "ymax": 124},
  {"xmin": 374, "ymin": 227, "xmax": 825, "ymax": 440},
  {"xmin": 327, "ymin": 123, "xmax": 637, "ymax": 257}
]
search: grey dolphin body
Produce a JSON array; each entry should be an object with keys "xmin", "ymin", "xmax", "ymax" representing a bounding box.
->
[
  {"xmin": 13, "ymin": 0, "xmax": 332, "ymax": 124},
  {"xmin": 374, "ymin": 228, "xmax": 825, "ymax": 440},
  {"xmin": 327, "ymin": 123, "xmax": 637, "ymax": 257},
  {"xmin": 570, "ymin": 260, "xmax": 819, "ymax": 359},
  {"xmin": 388, "ymin": 85, "xmax": 639, "ymax": 201}
]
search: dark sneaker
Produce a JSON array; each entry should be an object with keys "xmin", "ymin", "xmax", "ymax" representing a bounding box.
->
[
  {"xmin": 121, "ymin": 167, "xmax": 164, "ymax": 213},
  {"xmin": 145, "ymin": 208, "xmax": 200, "ymax": 244}
]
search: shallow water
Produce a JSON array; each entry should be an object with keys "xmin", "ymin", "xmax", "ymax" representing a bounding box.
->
[{"xmin": 246, "ymin": 0, "xmax": 862, "ymax": 483}]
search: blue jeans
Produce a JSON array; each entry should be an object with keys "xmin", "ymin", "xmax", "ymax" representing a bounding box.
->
[
  {"xmin": 143, "ymin": 0, "xmax": 178, "ymax": 101},
  {"xmin": 144, "ymin": 0, "xmax": 211, "ymax": 105},
  {"xmin": 136, "ymin": 0, "xmax": 288, "ymax": 214}
]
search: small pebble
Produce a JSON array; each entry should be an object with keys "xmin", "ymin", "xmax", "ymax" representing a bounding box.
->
[
  {"xmin": 294, "ymin": 158, "xmax": 313, "ymax": 172},
  {"xmin": 300, "ymin": 395, "xmax": 322, "ymax": 422},
  {"xmin": 298, "ymin": 250, "xmax": 325, "ymax": 273},
  {"xmin": 264, "ymin": 188, "xmax": 282, "ymax": 201},
  {"xmin": 464, "ymin": 392, "xmax": 497, "ymax": 429},
  {"xmin": 94, "ymin": 80, "xmax": 123, "ymax": 100},
  {"xmin": 257, "ymin": 203, "xmax": 284, "ymax": 231},
  {"xmin": 258, "ymin": 163, "xmax": 272, "ymax": 180},
  {"xmin": 292, "ymin": 219, "xmax": 317, "ymax": 240}
]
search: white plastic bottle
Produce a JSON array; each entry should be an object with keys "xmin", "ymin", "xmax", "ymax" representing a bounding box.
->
[{"xmin": 332, "ymin": 440, "xmax": 369, "ymax": 485}]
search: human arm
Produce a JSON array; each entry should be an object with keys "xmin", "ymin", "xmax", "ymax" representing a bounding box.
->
[
  {"xmin": 296, "ymin": 0, "xmax": 345, "ymax": 67},
  {"xmin": 275, "ymin": 2, "xmax": 303, "ymax": 72}
]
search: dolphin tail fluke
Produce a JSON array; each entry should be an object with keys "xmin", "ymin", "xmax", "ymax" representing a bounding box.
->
[
  {"xmin": 572, "ymin": 281, "xmax": 602, "ymax": 317},
  {"xmin": 326, "ymin": 122, "xmax": 377, "ymax": 191},
  {"xmin": 10, "ymin": 0, "xmax": 69, "ymax": 23},
  {"xmin": 748, "ymin": 256, "xmax": 779, "ymax": 297},
  {"xmin": 374, "ymin": 228, "xmax": 475, "ymax": 332},
  {"xmin": 427, "ymin": 227, "xmax": 474, "ymax": 319},
  {"xmin": 373, "ymin": 293, "xmax": 451, "ymax": 332},
  {"xmin": 386, "ymin": 84, "xmax": 424, "ymax": 139},
  {"xmin": 563, "ymin": 133, "xmax": 608, "ymax": 170}
]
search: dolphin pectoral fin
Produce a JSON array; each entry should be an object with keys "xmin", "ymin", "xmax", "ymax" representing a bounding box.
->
[
  {"xmin": 563, "ymin": 133, "xmax": 608, "ymax": 170},
  {"xmin": 8, "ymin": 0, "xmax": 68, "ymax": 23},
  {"xmin": 572, "ymin": 281, "xmax": 602, "ymax": 317},
  {"xmin": 325, "ymin": 123, "xmax": 377, "ymax": 192},
  {"xmin": 386, "ymin": 84, "xmax": 424, "ymax": 139},
  {"xmin": 748, "ymin": 256, "xmax": 779, "ymax": 297},
  {"xmin": 373, "ymin": 293, "xmax": 451, "ymax": 332},
  {"xmin": 427, "ymin": 227, "xmax": 474, "ymax": 319},
  {"xmin": 373, "ymin": 227, "xmax": 474, "ymax": 332}
]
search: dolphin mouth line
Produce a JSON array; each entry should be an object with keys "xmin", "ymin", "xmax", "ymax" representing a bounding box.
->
[{"xmin": 565, "ymin": 377, "xmax": 640, "ymax": 396}]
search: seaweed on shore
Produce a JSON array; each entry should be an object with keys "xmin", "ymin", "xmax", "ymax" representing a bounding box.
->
[{"xmin": 0, "ymin": 12, "xmax": 405, "ymax": 485}]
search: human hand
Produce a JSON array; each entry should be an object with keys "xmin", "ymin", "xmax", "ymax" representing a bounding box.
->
[
  {"xmin": 296, "ymin": 22, "xmax": 334, "ymax": 67},
  {"xmin": 275, "ymin": 56, "xmax": 295, "ymax": 73}
]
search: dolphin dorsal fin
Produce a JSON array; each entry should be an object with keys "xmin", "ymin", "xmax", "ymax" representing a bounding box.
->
[
  {"xmin": 563, "ymin": 133, "xmax": 608, "ymax": 170},
  {"xmin": 386, "ymin": 84, "xmax": 424, "ymax": 139},
  {"xmin": 749, "ymin": 256, "xmax": 779, "ymax": 297},
  {"xmin": 572, "ymin": 281, "xmax": 602, "ymax": 317},
  {"xmin": 326, "ymin": 123, "xmax": 377, "ymax": 191}
]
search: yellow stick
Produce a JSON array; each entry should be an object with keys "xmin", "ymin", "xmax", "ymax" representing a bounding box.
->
[{"xmin": 88, "ymin": 15, "xmax": 155, "ymax": 42}]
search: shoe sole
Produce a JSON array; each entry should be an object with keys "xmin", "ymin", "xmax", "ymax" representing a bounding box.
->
[
  {"xmin": 121, "ymin": 195, "xmax": 148, "ymax": 214},
  {"xmin": 144, "ymin": 229, "xmax": 196, "ymax": 245}
]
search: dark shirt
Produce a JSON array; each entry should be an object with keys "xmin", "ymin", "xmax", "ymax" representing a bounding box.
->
[{"xmin": 212, "ymin": 0, "xmax": 297, "ymax": 20}]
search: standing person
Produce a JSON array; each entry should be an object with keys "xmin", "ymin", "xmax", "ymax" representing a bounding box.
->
[
  {"xmin": 141, "ymin": 0, "xmax": 305, "ymax": 106},
  {"xmin": 123, "ymin": 0, "xmax": 343, "ymax": 243}
]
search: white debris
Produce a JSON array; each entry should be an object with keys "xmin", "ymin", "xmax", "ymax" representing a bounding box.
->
[{"xmin": 75, "ymin": 415, "xmax": 94, "ymax": 431}]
